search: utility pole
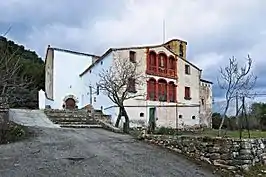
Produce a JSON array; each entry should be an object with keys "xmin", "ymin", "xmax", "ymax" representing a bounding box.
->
[
  {"xmin": 163, "ymin": 19, "xmax": 165, "ymax": 43},
  {"xmin": 89, "ymin": 86, "xmax": 92, "ymax": 104},
  {"xmin": 236, "ymin": 92, "xmax": 238, "ymax": 116},
  {"xmin": 236, "ymin": 92, "xmax": 239, "ymax": 127},
  {"xmin": 240, "ymin": 96, "xmax": 244, "ymax": 139},
  {"xmin": 243, "ymin": 96, "xmax": 251, "ymax": 138}
]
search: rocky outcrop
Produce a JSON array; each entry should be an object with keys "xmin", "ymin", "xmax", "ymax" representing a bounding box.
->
[
  {"xmin": 142, "ymin": 134, "xmax": 266, "ymax": 171},
  {"xmin": 97, "ymin": 119, "xmax": 123, "ymax": 133}
]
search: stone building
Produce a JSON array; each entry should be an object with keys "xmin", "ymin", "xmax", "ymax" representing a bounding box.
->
[{"xmin": 39, "ymin": 39, "xmax": 213, "ymax": 129}]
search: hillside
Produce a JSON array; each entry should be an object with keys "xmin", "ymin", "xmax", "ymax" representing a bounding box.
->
[{"xmin": 0, "ymin": 36, "xmax": 45, "ymax": 108}]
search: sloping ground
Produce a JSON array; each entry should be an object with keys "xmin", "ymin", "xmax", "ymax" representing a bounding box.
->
[
  {"xmin": 9, "ymin": 109, "xmax": 60, "ymax": 128},
  {"xmin": 0, "ymin": 127, "xmax": 218, "ymax": 177}
]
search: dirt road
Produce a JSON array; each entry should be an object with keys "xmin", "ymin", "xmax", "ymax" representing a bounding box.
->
[{"xmin": 0, "ymin": 127, "xmax": 218, "ymax": 177}]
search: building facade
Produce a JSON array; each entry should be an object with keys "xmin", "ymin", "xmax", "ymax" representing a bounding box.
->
[{"xmin": 39, "ymin": 39, "xmax": 213, "ymax": 129}]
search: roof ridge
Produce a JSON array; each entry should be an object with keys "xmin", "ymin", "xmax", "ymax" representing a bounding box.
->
[{"xmin": 48, "ymin": 46, "xmax": 100, "ymax": 58}]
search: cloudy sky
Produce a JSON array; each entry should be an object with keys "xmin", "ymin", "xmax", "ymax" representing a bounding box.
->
[{"xmin": 1, "ymin": 0, "xmax": 266, "ymax": 112}]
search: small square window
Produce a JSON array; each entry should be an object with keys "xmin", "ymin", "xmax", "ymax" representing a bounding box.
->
[
  {"xmin": 185, "ymin": 64, "xmax": 190, "ymax": 75},
  {"xmin": 192, "ymin": 116, "xmax": 196, "ymax": 120},
  {"xmin": 140, "ymin": 112, "xmax": 144, "ymax": 117},
  {"xmin": 184, "ymin": 87, "xmax": 191, "ymax": 100},
  {"xmin": 179, "ymin": 115, "xmax": 182, "ymax": 119},
  {"xmin": 129, "ymin": 51, "xmax": 136, "ymax": 63},
  {"xmin": 96, "ymin": 85, "xmax": 100, "ymax": 95}
]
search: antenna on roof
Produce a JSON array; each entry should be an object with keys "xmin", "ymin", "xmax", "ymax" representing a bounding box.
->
[{"xmin": 163, "ymin": 19, "xmax": 165, "ymax": 43}]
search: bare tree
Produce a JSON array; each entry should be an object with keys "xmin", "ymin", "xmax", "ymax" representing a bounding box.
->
[
  {"xmin": 0, "ymin": 39, "xmax": 35, "ymax": 107},
  {"xmin": 98, "ymin": 54, "xmax": 144, "ymax": 133},
  {"xmin": 217, "ymin": 55, "xmax": 257, "ymax": 136},
  {"xmin": 0, "ymin": 30, "xmax": 36, "ymax": 143}
]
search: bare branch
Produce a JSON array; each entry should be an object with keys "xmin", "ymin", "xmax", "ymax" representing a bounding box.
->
[
  {"xmin": 2, "ymin": 25, "xmax": 12, "ymax": 37},
  {"xmin": 0, "ymin": 36, "xmax": 36, "ymax": 106},
  {"xmin": 217, "ymin": 55, "xmax": 257, "ymax": 136},
  {"xmin": 96, "ymin": 53, "xmax": 145, "ymax": 130}
]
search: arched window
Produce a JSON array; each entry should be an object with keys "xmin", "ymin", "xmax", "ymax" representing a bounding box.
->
[
  {"xmin": 158, "ymin": 53, "xmax": 167, "ymax": 68},
  {"xmin": 147, "ymin": 78, "xmax": 156, "ymax": 101},
  {"xmin": 168, "ymin": 81, "xmax": 176, "ymax": 102},
  {"xmin": 158, "ymin": 53, "xmax": 167, "ymax": 75},
  {"xmin": 158, "ymin": 79, "xmax": 167, "ymax": 102},
  {"xmin": 168, "ymin": 56, "xmax": 175, "ymax": 70},
  {"xmin": 148, "ymin": 51, "xmax": 157, "ymax": 72}
]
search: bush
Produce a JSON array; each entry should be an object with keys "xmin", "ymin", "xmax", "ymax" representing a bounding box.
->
[
  {"xmin": 0, "ymin": 121, "xmax": 28, "ymax": 144},
  {"xmin": 154, "ymin": 127, "xmax": 176, "ymax": 135}
]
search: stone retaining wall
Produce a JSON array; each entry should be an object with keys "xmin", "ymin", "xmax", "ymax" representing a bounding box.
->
[{"xmin": 143, "ymin": 134, "xmax": 266, "ymax": 171}]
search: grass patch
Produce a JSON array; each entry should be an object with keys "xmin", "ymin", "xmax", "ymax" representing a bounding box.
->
[
  {"xmin": 242, "ymin": 164, "xmax": 266, "ymax": 177},
  {"xmin": 0, "ymin": 121, "xmax": 31, "ymax": 144},
  {"xmin": 151, "ymin": 126, "xmax": 266, "ymax": 139}
]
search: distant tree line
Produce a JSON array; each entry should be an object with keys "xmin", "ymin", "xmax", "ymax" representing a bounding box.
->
[
  {"xmin": 0, "ymin": 36, "xmax": 45, "ymax": 108},
  {"xmin": 212, "ymin": 102, "xmax": 266, "ymax": 131}
]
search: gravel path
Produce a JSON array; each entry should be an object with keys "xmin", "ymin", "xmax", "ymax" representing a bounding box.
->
[{"xmin": 0, "ymin": 127, "xmax": 219, "ymax": 177}]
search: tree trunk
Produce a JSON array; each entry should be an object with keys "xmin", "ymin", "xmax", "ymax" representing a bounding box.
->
[
  {"xmin": 218, "ymin": 101, "xmax": 230, "ymax": 136},
  {"xmin": 115, "ymin": 108, "xmax": 122, "ymax": 127},
  {"xmin": 121, "ymin": 107, "xmax": 130, "ymax": 133}
]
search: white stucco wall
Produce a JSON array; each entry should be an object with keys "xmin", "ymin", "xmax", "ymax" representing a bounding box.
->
[
  {"xmin": 113, "ymin": 47, "xmax": 179, "ymax": 128},
  {"xmin": 38, "ymin": 89, "xmax": 45, "ymax": 109},
  {"xmin": 78, "ymin": 45, "xmax": 204, "ymax": 129},
  {"xmin": 80, "ymin": 52, "xmax": 118, "ymax": 123},
  {"xmin": 48, "ymin": 50, "xmax": 93, "ymax": 109},
  {"xmin": 177, "ymin": 57, "xmax": 201, "ymax": 127}
]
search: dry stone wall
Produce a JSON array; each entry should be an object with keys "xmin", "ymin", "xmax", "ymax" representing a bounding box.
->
[{"xmin": 143, "ymin": 134, "xmax": 266, "ymax": 171}]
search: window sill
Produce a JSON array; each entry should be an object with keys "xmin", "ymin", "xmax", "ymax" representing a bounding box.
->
[
  {"xmin": 159, "ymin": 100, "xmax": 167, "ymax": 102},
  {"xmin": 129, "ymin": 90, "xmax": 137, "ymax": 94}
]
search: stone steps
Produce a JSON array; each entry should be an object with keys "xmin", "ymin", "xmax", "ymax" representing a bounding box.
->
[
  {"xmin": 60, "ymin": 124, "xmax": 102, "ymax": 128},
  {"xmin": 56, "ymin": 121, "xmax": 91, "ymax": 125},
  {"xmin": 44, "ymin": 109, "xmax": 99, "ymax": 128},
  {"xmin": 50, "ymin": 117, "xmax": 88, "ymax": 121}
]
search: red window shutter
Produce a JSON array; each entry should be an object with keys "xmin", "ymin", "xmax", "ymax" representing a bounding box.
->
[
  {"xmin": 185, "ymin": 87, "xmax": 190, "ymax": 98},
  {"xmin": 147, "ymin": 79, "xmax": 156, "ymax": 101}
]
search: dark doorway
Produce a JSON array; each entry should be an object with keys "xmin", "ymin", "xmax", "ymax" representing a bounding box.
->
[
  {"xmin": 148, "ymin": 107, "xmax": 156, "ymax": 133},
  {"xmin": 65, "ymin": 98, "xmax": 76, "ymax": 110}
]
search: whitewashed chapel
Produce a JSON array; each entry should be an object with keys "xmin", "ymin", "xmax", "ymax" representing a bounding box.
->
[{"xmin": 39, "ymin": 39, "xmax": 213, "ymax": 129}]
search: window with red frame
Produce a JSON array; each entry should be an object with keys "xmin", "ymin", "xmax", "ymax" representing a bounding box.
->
[
  {"xmin": 147, "ymin": 78, "xmax": 156, "ymax": 101},
  {"xmin": 149, "ymin": 52, "xmax": 156, "ymax": 66},
  {"xmin": 184, "ymin": 86, "xmax": 191, "ymax": 99},
  {"xmin": 148, "ymin": 51, "xmax": 157, "ymax": 72},
  {"xmin": 168, "ymin": 82, "xmax": 176, "ymax": 102},
  {"xmin": 169, "ymin": 56, "xmax": 175, "ymax": 70},
  {"xmin": 158, "ymin": 79, "xmax": 167, "ymax": 101}
]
